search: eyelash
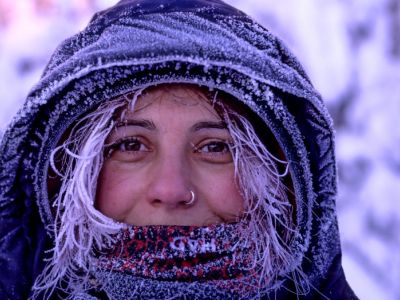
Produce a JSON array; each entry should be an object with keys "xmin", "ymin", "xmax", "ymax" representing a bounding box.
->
[
  {"xmin": 104, "ymin": 137, "xmax": 149, "ymax": 158},
  {"xmin": 193, "ymin": 140, "xmax": 232, "ymax": 155},
  {"xmin": 103, "ymin": 137, "xmax": 233, "ymax": 162}
]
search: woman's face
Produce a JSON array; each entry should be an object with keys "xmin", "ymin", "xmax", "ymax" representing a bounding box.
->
[{"xmin": 96, "ymin": 86, "xmax": 244, "ymax": 226}]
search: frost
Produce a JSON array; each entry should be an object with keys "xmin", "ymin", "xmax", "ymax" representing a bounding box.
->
[{"xmin": 1, "ymin": 0, "xmax": 398, "ymax": 299}]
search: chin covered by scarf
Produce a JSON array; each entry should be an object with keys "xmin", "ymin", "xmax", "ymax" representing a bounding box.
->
[{"xmin": 93, "ymin": 222, "xmax": 262, "ymax": 299}]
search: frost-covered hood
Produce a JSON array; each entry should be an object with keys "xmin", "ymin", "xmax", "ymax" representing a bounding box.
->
[{"xmin": 0, "ymin": 0, "xmax": 353, "ymax": 299}]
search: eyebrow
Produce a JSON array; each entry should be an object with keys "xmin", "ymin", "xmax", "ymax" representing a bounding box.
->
[
  {"xmin": 191, "ymin": 121, "xmax": 227, "ymax": 132},
  {"xmin": 115, "ymin": 119, "xmax": 156, "ymax": 130},
  {"xmin": 114, "ymin": 119, "xmax": 227, "ymax": 132}
]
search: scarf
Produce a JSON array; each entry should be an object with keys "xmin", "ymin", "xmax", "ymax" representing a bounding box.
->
[{"xmin": 93, "ymin": 222, "xmax": 264, "ymax": 299}]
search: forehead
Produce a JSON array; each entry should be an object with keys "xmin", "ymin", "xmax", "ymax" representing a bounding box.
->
[{"xmin": 125, "ymin": 85, "xmax": 222, "ymax": 120}]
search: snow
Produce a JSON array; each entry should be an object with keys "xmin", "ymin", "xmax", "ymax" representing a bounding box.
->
[{"xmin": 1, "ymin": 0, "xmax": 399, "ymax": 299}]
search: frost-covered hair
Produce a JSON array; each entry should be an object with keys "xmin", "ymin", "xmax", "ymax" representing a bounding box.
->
[
  {"xmin": 33, "ymin": 86, "xmax": 299, "ymax": 298},
  {"xmin": 211, "ymin": 92, "xmax": 298, "ymax": 289},
  {"xmin": 32, "ymin": 95, "xmax": 131, "ymax": 299}
]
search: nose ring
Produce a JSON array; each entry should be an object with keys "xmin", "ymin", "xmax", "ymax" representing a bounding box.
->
[{"xmin": 185, "ymin": 190, "xmax": 195, "ymax": 205}]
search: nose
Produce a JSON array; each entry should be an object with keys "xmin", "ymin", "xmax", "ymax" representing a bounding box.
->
[{"xmin": 146, "ymin": 155, "xmax": 192, "ymax": 208}]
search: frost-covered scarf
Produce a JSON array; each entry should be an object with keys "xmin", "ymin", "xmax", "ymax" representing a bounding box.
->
[{"xmin": 94, "ymin": 223, "xmax": 262, "ymax": 299}]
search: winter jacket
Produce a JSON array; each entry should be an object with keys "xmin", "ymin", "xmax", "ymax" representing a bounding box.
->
[{"xmin": 0, "ymin": 0, "xmax": 357, "ymax": 299}]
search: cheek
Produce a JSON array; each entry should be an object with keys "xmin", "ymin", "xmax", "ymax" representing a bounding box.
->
[
  {"xmin": 95, "ymin": 163, "xmax": 137, "ymax": 220},
  {"xmin": 200, "ymin": 167, "xmax": 244, "ymax": 216}
]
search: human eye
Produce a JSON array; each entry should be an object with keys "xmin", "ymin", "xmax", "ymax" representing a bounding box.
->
[
  {"xmin": 197, "ymin": 141, "xmax": 230, "ymax": 153},
  {"xmin": 193, "ymin": 139, "xmax": 233, "ymax": 163},
  {"xmin": 104, "ymin": 137, "xmax": 151, "ymax": 161}
]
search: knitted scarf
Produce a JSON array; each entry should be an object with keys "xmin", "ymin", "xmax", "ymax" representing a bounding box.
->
[{"xmin": 93, "ymin": 222, "xmax": 263, "ymax": 299}]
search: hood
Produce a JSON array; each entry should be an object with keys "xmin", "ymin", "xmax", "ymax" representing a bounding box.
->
[{"xmin": 0, "ymin": 0, "xmax": 347, "ymax": 299}]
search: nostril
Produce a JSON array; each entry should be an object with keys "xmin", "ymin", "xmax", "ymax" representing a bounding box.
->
[
  {"xmin": 150, "ymin": 198, "xmax": 194, "ymax": 208},
  {"xmin": 179, "ymin": 199, "xmax": 191, "ymax": 207},
  {"xmin": 150, "ymin": 198, "xmax": 188, "ymax": 207},
  {"xmin": 151, "ymin": 199, "xmax": 162, "ymax": 206}
]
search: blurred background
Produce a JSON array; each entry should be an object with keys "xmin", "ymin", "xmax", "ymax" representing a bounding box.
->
[{"xmin": 0, "ymin": 0, "xmax": 399, "ymax": 298}]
